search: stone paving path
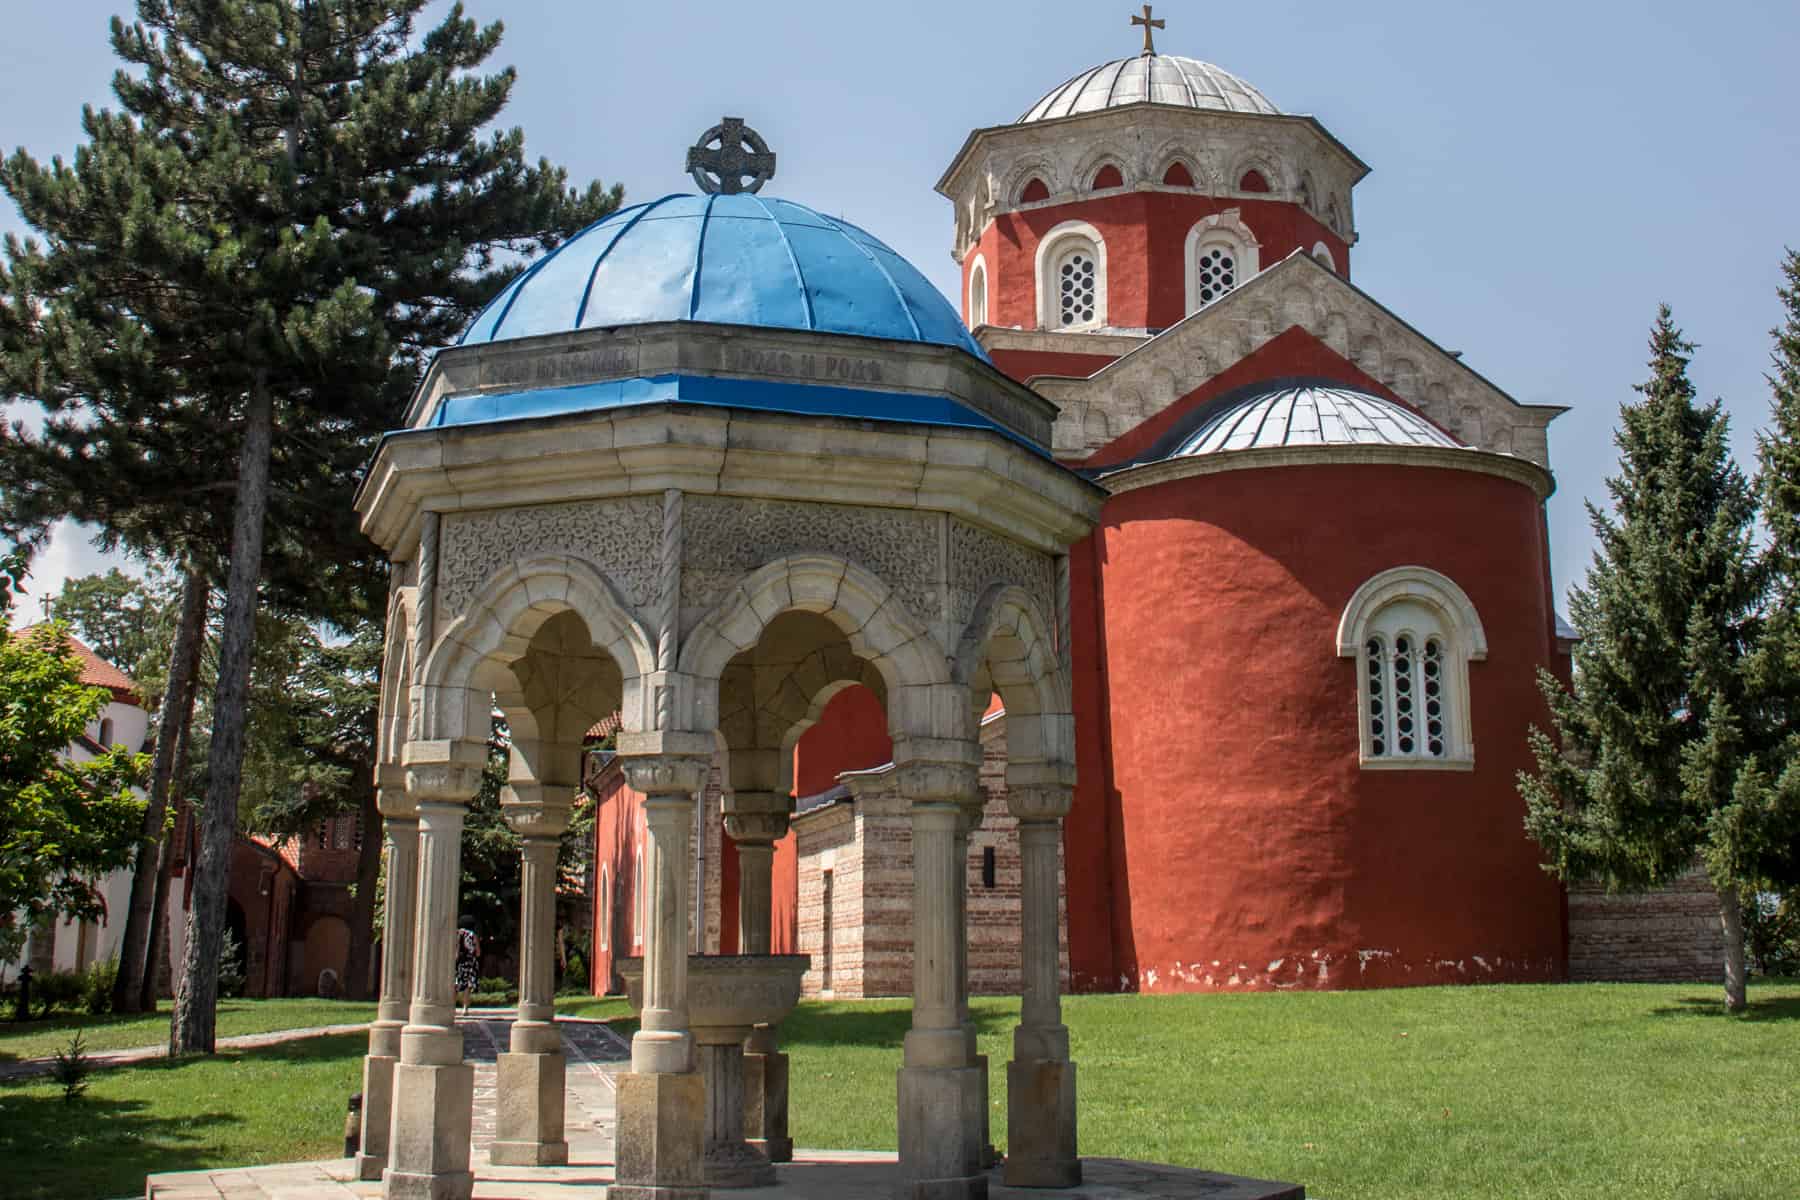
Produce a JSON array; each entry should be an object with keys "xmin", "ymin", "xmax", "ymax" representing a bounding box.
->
[{"xmin": 0, "ymin": 1021, "xmax": 370, "ymax": 1082}]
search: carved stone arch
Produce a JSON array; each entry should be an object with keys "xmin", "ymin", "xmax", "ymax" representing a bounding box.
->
[
  {"xmin": 1352, "ymin": 334, "xmax": 1384, "ymax": 379},
  {"xmin": 1003, "ymin": 155, "xmax": 1061, "ymax": 206},
  {"xmin": 1323, "ymin": 310, "xmax": 1351, "ymax": 357},
  {"xmin": 1336, "ymin": 566, "xmax": 1488, "ymax": 661},
  {"xmin": 1390, "ymin": 356, "xmax": 1422, "ymax": 398},
  {"xmin": 679, "ymin": 553, "xmax": 951, "ymax": 739},
  {"xmin": 1147, "ymin": 138, "xmax": 1204, "ymax": 190},
  {"xmin": 1230, "ymin": 148, "xmax": 1287, "ymax": 195},
  {"xmin": 1073, "ymin": 143, "xmax": 1131, "ymax": 192},
  {"xmin": 953, "ymin": 585, "xmax": 1073, "ymax": 774},
  {"xmin": 416, "ymin": 553, "xmax": 658, "ymax": 747}
]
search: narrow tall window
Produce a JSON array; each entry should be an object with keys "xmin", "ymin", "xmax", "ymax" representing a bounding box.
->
[
  {"xmin": 820, "ymin": 869, "xmax": 834, "ymax": 992},
  {"xmin": 634, "ymin": 846, "xmax": 645, "ymax": 947},
  {"xmin": 968, "ymin": 259, "xmax": 988, "ymax": 329},
  {"xmin": 1339, "ymin": 567, "xmax": 1485, "ymax": 769},
  {"xmin": 1055, "ymin": 243, "xmax": 1098, "ymax": 327},
  {"xmin": 599, "ymin": 866, "xmax": 611, "ymax": 952}
]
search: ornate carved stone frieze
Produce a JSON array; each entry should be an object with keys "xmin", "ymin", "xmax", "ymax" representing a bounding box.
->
[
  {"xmin": 682, "ymin": 496, "xmax": 943, "ymax": 634},
  {"xmin": 437, "ymin": 497, "xmax": 662, "ymax": 623},
  {"xmin": 948, "ymin": 518, "xmax": 1056, "ymax": 637}
]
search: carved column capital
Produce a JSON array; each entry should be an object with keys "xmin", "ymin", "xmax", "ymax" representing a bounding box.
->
[
  {"xmin": 404, "ymin": 763, "xmax": 483, "ymax": 805},
  {"xmin": 1007, "ymin": 783, "xmax": 1073, "ymax": 823},
  {"xmin": 722, "ymin": 790, "xmax": 791, "ymax": 845},
  {"xmin": 619, "ymin": 753, "xmax": 712, "ymax": 799},
  {"xmin": 893, "ymin": 743, "xmax": 982, "ymax": 808},
  {"xmin": 500, "ymin": 783, "xmax": 574, "ymax": 837}
]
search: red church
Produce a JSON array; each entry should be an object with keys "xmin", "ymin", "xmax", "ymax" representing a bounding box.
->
[{"xmin": 588, "ymin": 29, "xmax": 1708, "ymax": 998}]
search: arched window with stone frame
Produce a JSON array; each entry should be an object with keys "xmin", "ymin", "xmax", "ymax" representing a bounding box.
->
[
  {"xmin": 1336, "ymin": 566, "xmax": 1486, "ymax": 769},
  {"xmin": 1183, "ymin": 211, "xmax": 1261, "ymax": 316},
  {"xmin": 1035, "ymin": 221, "xmax": 1107, "ymax": 331},
  {"xmin": 633, "ymin": 844, "xmax": 645, "ymax": 947},
  {"xmin": 967, "ymin": 254, "xmax": 989, "ymax": 330},
  {"xmin": 599, "ymin": 864, "xmax": 611, "ymax": 953}
]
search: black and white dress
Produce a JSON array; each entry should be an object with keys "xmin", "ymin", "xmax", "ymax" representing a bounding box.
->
[{"xmin": 454, "ymin": 928, "xmax": 480, "ymax": 993}]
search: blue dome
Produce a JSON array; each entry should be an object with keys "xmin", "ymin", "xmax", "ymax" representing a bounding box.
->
[{"xmin": 461, "ymin": 194, "xmax": 986, "ymax": 360}]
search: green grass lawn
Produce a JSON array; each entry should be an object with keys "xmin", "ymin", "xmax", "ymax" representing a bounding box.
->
[
  {"xmin": 0, "ymin": 1031, "xmax": 366, "ymax": 1200},
  {"xmin": 2, "ymin": 982, "xmax": 1793, "ymax": 1200},
  {"xmin": 0, "ymin": 997, "xmax": 375, "ymax": 1062}
]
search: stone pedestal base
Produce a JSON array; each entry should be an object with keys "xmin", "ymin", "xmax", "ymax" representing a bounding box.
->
[
  {"xmin": 1004, "ymin": 1059, "xmax": 1080, "ymax": 1189},
  {"xmin": 743, "ymin": 1049, "xmax": 792, "ymax": 1163},
  {"xmin": 897, "ymin": 1064, "xmax": 988, "ymax": 1200},
  {"xmin": 384, "ymin": 1060, "xmax": 474, "ymax": 1200},
  {"xmin": 489, "ymin": 1051, "xmax": 569, "ymax": 1166},
  {"xmin": 612, "ymin": 1070, "xmax": 709, "ymax": 1200},
  {"xmin": 356, "ymin": 1052, "xmax": 398, "ymax": 1180}
]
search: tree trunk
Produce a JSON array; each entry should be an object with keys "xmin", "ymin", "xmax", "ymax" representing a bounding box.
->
[
  {"xmin": 171, "ymin": 380, "xmax": 274, "ymax": 1056},
  {"xmin": 343, "ymin": 770, "xmax": 382, "ymax": 1000},
  {"xmin": 113, "ymin": 566, "xmax": 209, "ymax": 1012},
  {"xmin": 1719, "ymin": 881, "xmax": 1747, "ymax": 1013},
  {"xmin": 139, "ymin": 623, "xmax": 205, "ymax": 1013}
]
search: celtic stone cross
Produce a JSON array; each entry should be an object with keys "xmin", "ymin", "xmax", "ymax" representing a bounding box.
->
[{"xmin": 686, "ymin": 117, "xmax": 777, "ymax": 196}]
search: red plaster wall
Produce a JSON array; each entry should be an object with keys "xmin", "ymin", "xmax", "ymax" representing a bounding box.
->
[
  {"xmin": 791, "ymin": 685, "xmax": 892, "ymax": 797},
  {"xmin": 987, "ymin": 348, "xmax": 1122, "ymax": 387},
  {"xmin": 589, "ymin": 765, "xmax": 645, "ymax": 995},
  {"xmin": 964, "ymin": 194, "xmax": 1349, "ymax": 334},
  {"xmin": 1081, "ymin": 462, "xmax": 1565, "ymax": 992}
]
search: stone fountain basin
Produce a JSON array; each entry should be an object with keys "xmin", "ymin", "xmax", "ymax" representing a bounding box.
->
[{"xmin": 617, "ymin": 954, "xmax": 810, "ymax": 1032}]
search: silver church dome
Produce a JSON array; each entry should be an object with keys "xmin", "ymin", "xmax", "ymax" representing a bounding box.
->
[{"xmin": 1019, "ymin": 54, "xmax": 1281, "ymax": 123}]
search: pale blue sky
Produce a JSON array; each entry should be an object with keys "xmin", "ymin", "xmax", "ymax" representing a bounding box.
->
[{"xmin": 4, "ymin": 0, "xmax": 1797, "ymax": 619}]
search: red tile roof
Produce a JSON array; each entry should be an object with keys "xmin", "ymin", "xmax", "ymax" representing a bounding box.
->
[{"xmin": 17, "ymin": 626, "xmax": 143, "ymax": 706}]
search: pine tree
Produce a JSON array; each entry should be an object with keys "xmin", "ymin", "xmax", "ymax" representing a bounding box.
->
[
  {"xmin": 0, "ymin": 1, "xmax": 618, "ymax": 1052},
  {"xmin": 1521, "ymin": 306, "xmax": 1766, "ymax": 1011}
]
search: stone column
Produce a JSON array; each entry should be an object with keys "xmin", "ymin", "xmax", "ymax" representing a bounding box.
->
[
  {"xmin": 385, "ymin": 754, "xmax": 483, "ymax": 1200},
  {"xmin": 613, "ymin": 742, "xmax": 713, "ymax": 1200},
  {"xmin": 357, "ymin": 769, "xmax": 418, "ymax": 1181},
  {"xmin": 723, "ymin": 792, "xmax": 793, "ymax": 1162},
  {"xmin": 1004, "ymin": 784, "xmax": 1080, "ymax": 1189},
  {"xmin": 955, "ymin": 799, "xmax": 998, "ymax": 1169},
  {"xmin": 492, "ymin": 781, "xmax": 572, "ymax": 1167},
  {"xmin": 896, "ymin": 755, "xmax": 987, "ymax": 1200}
]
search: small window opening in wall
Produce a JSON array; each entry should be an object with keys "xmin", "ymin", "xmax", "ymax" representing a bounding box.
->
[
  {"xmin": 98, "ymin": 717, "xmax": 114, "ymax": 746},
  {"xmin": 1195, "ymin": 245, "xmax": 1237, "ymax": 304},
  {"xmin": 1056, "ymin": 245, "xmax": 1098, "ymax": 326},
  {"xmin": 1092, "ymin": 164, "xmax": 1123, "ymax": 190},
  {"xmin": 820, "ymin": 869, "xmax": 834, "ymax": 991},
  {"xmin": 1020, "ymin": 177, "xmax": 1050, "ymax": 204},
  {"xmin": 982, "ymin": 845, "xmax": 997, "ymax": 889},
  {"xmin": 1162, "ymin": 161, "xmax": 1194, "ymax": 187},
  {"xmin": 1238, "ymin": 169, "xmax": 1271, "ymax": 193}
]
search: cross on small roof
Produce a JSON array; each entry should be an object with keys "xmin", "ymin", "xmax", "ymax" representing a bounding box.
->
[
  {"xmin": 1131, "ymin": 4, "xmax": 1165, "ymax": 56},
  {"xmin": 686, "ymin": 117, "xmax": 777, "ymax": 196}
]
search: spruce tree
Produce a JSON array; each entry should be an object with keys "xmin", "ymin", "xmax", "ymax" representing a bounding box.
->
[
  {"xmin": 0, "ymin": 1, "xmax": 618, "ymax": 1051},
  {"xmin": 1521, "ymin": 306, "xmax": 1766, "ymax": 1010}
]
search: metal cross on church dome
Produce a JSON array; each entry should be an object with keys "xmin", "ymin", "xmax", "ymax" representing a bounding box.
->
[
  {"xmin": 686, "ymin": 117, "xmax": 777, "ymax": 195},
  {"xmin": 1131, "ymin": 4, "xmax": 1165, "ymax": 55}
]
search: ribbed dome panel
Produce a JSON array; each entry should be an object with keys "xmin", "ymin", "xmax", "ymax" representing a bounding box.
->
[{"xmin": 1020, "ymin": 54, "xmax": 1280, "ymax": 123}]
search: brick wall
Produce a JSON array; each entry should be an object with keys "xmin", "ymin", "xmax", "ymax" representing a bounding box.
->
[
  {"xmin": 792, "ymin": 715, "xmax": 1071, "ymax": 999},
  {"xmin": 1568, "ymin": 866, "xmax": 1726, "ymax": 982}
]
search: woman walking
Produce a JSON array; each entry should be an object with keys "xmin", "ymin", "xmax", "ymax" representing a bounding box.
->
[{"xmin": 454, "ymin": 914, "xmax": 481, "ymax": 1017}]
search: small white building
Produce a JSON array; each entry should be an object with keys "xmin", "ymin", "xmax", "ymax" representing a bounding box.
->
[{"xmin": 1, "ymin": 632, "xmax": 153, "ymax": 983}]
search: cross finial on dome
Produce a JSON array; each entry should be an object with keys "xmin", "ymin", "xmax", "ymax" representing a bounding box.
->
[
  {"xmin": 1131, "ymin": 4, "xmax": 1165, "ymax": 56},
  {"xmin": 686, "ymin": 117, "xmax": 777, "ymax": 195}
]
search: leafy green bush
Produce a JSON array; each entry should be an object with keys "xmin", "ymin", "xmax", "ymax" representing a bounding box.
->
[
  {"xmin": 33, "ymin": 968, "xmax": 86, "ymax": 1017},
  {"xmin": 1746, "ymin": 892, "xmax": 1800, "ymax": 976},
  {"xmin": 82, "ymin": 958, "xmax": 118, "ymax": 1015}
]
